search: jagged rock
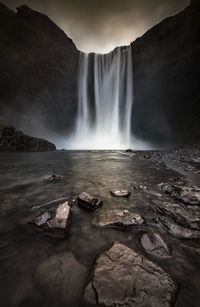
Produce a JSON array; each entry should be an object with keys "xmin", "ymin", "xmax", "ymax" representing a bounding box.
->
[
  {"xmin": 36, "ymin": 253, "xmax": 87, "ymax": 304},
  {"xmin": 43, "ymin": 174, "xmax": 64, "ymax": 183},
  {"xmin": 30, "ymin": 201, "xmax": 71, "ymax": 238},
  {"xmin": 77, "ymin": 192, "xmax": 103, "ymax": 211},
  {"xmin": 0, "ymin": 126, "xmax": 56, "ymax": 152},
  {"xmin": 110, "ymin": 190, "xmax": 130, "ymax": 198},
  {"xmin": 140, "ymin": 232, "xmax": 172, "ymax": 257},
  {"xmin": 33, "ymin": 211, "xmax": 51, "ymax": 226},
  {"xmin": 154, "ymin": 201, "xmax": 200, "ymax": 230},
  {"xmin": 157, "ymin": 216, "xmax": 200, "ymax": 239},
  {"xmin": 93, "ymin": 209, "xmax": 145, "ymax": 228},
  {"xmin": 85, "ymin": 242, "xmax": 176, "ymax": 307},
  {"xmin": 158, "ymin": 183, "xmax": 200, "ymax": 205}
]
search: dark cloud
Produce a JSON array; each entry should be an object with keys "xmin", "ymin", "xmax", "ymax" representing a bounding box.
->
[{"xmin": 1, "ymin": 0, "xmax": 189, "ymax": 52}]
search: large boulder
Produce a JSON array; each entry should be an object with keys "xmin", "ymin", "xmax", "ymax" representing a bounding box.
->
[
  {"xmin": 0, "ymin": 126, "xmax": 56, "ymax": 151},
  {"xmin": 85, "ymin": 242, "xmax": 177, "ymax": 307}
]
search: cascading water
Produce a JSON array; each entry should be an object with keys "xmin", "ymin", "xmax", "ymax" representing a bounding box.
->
[{"xmin": 68, "ymin": 45, "xmax": 137, "ymax": 149}]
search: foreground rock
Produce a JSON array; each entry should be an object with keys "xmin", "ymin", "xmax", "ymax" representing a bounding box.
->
[
  {"xmin": 0, "ymin": 126, "xmax": 56, "ymax": 151},
  {"xmin": 159, "ymin": 183, "xmax": 200, "ymax": 205},
  {"xmin": 43, "ymin": 174, "xmax": 64, "ymax": 183},
  {"xmin": 77, "ymin": 192, "xmax": 103, "ymax": 211},
  {"xmin": 36, "ymin": 253, "xmax": 87, "ymax": 304},
  {"xmin": 157, "ymin": 216, "xmax": 200, "ymax": 239},
  {"xmin": 93, "ymin": 209, "xmax": 145, "ymax": 228},
  {"xmin": 85, "ymin": 242, "xmax": 176, "ymax": 307},
  {"xmin": 140, "ymin": 232, "xmax": 172, "ymax": 257},
  {"xmin": 153, "ymin": 200, "xmax": 200, "ymax": 239},
  {"xmin": 110, "ymin": 190, "xmax": 130, "ymax": 198},
  {"xmin": 30, "ymin": 201, "xmax": 71, "ymax": 238},
  {"xmin": 155, "ymin": 201, "xmax": 200, "ymax": 230}
]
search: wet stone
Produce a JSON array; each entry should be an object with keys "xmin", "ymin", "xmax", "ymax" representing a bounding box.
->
[
  {"xmin": 43, "ymin": 174, "xmax": 64, "ymax": 183},
  {"xmin": 157, "ymin": 216, "xmax": 200, "ymax": 239},
  {"xmin": 30, "ymin": 201, "xmax": 71, "ymax": 238},
  {"xmin": 85, "ymin": 242, "xmax": 177, "ymax": 307},
  {"xmin": 110, "ymin": 190, "xmax": 130, "ymax": 198},
  {"xmin": 154, "ymin": 201, "xmax": 200, "ymax": 231},
  {"xmin": 77, "ymin": 192, "xmax": 103, "ymax": 211},
  {"xmin": 159, "ymin": 183, "xmax": 200, "ymax": 205},
  {"xmin": 140, "ymin": 231, "xmax": 172, "ymax": 257},
  {"xmin": 33, "ymin": 211, "xmax": 51, "ymax": 226},
  {"xmin": 93, "ymin": 209, "xmax": 145, "ymax": 228}
]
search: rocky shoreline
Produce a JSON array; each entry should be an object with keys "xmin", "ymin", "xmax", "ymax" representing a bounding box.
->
[
  {"xmin": 20, "ymin": 147, "xmax": 200, "ymax": 307},
  {"xmin": 0, "ymin": 148, "xmax": 200, "ymax": 306},
  {"xmin": 0, "ymin": 126, "xmax": 56, "ymax": 151}
]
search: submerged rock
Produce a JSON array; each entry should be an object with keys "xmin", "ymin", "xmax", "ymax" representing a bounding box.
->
[
  {"xmin": 110, "ymin": 190, "xmax": 130, "ymax": 198},
  {"xmin": 36, "ymin": 253, "xmax": 87, "ymax": 304},
  {"xmin": 85, "ymin": 242, "xmax": 176, "ymax": 307},
  {"xmin": 159, "ymin": 183, "xmax": 200, "ymax": 205},
  {"xmin": 140, "ymin": 232, "xmax": 172, "ymax": 257},
  {"xmin": 30, "ymin": 201, "xmax": 71, "ymax": 238},
  {"xmin": 93, "ymin": 209, "xmax": 145, "ymax": 228},
  {"xmin": 77, "ymin": 192, "xmax": 103, "ymax": 211},
  {"xmin": 43, "ymin": 174, "xmax": 64, "ymax": 183}
]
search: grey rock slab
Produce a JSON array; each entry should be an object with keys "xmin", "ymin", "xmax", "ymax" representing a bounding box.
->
[
  {"xmin": 47, "ymin": 202, "xmax": 71, "ymax": 229},
  {"xmin": 159, "ymin": 183, "xmax": 200, "ymax": 206},
  {"xmin": 93, "ymin": 209, "xmax": 145, "ymax": 228},
  {"xmin": 158, "ymin": 216, "xmax": 200, "ymax": 239},
  {"xmin": 155, "ymin": 201, "xmax": 200, "ymax": 230},
  {"xmin": 85, "ymin": 242, "xmax": 177, "ymax": 307}
]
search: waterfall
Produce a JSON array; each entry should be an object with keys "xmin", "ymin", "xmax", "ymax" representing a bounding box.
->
[{"xmin": 69, "ymin": 45, "xmax": 135, "ymax": 149}]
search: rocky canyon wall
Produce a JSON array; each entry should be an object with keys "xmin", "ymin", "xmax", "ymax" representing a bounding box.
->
[
  {"xmin": 0, "ymin": 3, "xmax": 79, "ymax": 138},
  {"xmin": 0, "ymin": 1, "xmax": 199, "ymax": 145},
  {"xmin": 131, "ymin": 0, "xmax": 200, "ymax": 144}
]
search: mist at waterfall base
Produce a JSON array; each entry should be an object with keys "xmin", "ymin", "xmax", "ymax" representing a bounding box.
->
[{"xmin": 67, "ymin": 46, "xmax": 150, "ymax": 150}]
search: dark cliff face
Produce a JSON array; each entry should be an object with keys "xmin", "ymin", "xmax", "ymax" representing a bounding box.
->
[
  {"xmin": 131, "ymin": 0, "xmax": 200, "ymax": 145},
  {"xmin": 0, "ymin": 1, "xmax": 199, "ymax": 146},
  {"xmin": 0, "ymin": 3, "xmax": 79, "ymax": 138}
]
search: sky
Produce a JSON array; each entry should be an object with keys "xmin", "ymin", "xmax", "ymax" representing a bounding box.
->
[{"xmin": 2, "ymin": 0, "xmax": 190, "ymax": 53}]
